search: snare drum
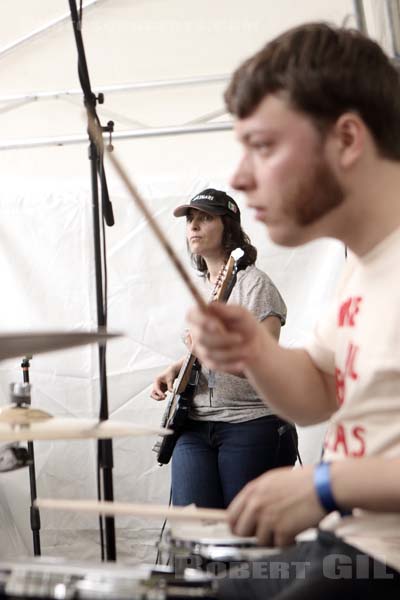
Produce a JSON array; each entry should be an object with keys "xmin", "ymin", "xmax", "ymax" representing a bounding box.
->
[{"xmin": 163, "ymin": 522, "xmax": 279, "ymax": 578}]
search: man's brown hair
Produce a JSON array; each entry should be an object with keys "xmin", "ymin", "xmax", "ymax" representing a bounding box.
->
[{"xmin": 225, "ymin": 22, "xmax": 400, "ymax": 159}]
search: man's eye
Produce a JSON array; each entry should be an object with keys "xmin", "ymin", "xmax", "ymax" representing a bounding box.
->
[{"xmin": 254, "ymin": 142, "xmax": 271, "ymax": 151}]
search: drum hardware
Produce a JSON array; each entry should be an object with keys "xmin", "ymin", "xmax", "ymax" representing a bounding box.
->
[
  {"xmin": 33, "ymin": 502, "xmax": 278, "ymax": 583},
  {"xmin": 160, "ymin": 522, "xmax": 280, "ymax": 579},
  {"xmin": 1, "ymin": 353, "xmax": 166, "ymax": 556},
  {"xmin": 0, "ymin": 357, "xmax": 44, "ymax": 554},
  {"xmin": 0, "ymin": 329, "xmax": 119, "ymax": 560},
  {"xmin": 0, "ymin": 559, "xmax": 218, "ymax": 600},
  {"xmin": 18, "ymin": 356, "xmax": 42, "ymax": 556},
  {"xmin": 0, "ymin": 349, "xmax": 169, "ymax": 558},
  {"xmin": 0, "ymin": 375, "xmax": 52, "ymax": 425}
]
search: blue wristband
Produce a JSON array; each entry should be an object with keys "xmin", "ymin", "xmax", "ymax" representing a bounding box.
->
[{"xmin": 314, "ymin": 462, "xmax": 345, "ymax": 514}]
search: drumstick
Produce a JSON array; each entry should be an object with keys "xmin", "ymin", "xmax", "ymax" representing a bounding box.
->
[
  {"xmin": 88, "ymin": 117, "xmax": 207, "ymax": 311},
  {"xmin": 36, "ymin": 498, "xmax": 227, "ymax": 523}
]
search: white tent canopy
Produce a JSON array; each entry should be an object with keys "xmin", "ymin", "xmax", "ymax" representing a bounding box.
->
[{"xmin": 0, "ymin": 0, "xmax": 393, "ymax": 562}]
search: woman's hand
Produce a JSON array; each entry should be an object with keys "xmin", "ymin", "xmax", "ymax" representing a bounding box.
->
[{"xmin": 150, "ymin": 362, "xmax": 182, "ymax": 400}]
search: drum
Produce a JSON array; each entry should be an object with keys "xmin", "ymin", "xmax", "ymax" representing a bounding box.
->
[
  {"xmin": 0, "ymin": 557, "xmax": 217, "ymax": 600},
  {"xmin": 163, "ymin": 522, "xmax": 280, "ymax": 578}
]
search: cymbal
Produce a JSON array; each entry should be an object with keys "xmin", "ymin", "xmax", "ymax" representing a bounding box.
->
[
  {"xmin": 0, "ymin": 330, "xmax": 120, "ymax": 361},
  {"xmin": 0, "ymin": 419, "xmax": 171, "ymax": 442},
  {"xmin": 36, "ymin": 498, "xmax": 227, "ymax": 523},
  {"xmin": 0, "ymin": 406, "xmax": 52, "ymax": 424}
]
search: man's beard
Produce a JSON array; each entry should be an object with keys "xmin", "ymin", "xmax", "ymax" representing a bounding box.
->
[{"xmin": 284, "ymin": 154, "xmax": 345, "ymax": 226}]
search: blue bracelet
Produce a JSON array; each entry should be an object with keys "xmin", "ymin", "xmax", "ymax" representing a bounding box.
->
[{"xmin": 314, "ymin": 462, "xmax": 351, "ymax": 515}]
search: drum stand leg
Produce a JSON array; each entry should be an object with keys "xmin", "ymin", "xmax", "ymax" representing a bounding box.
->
[
  {"xmin": 22, "ymin": 357, "xmax": 41, "ymax": 556},
  {"xmin": 27, "ymin": 440, "xmax": 41, "ymax": 555}
]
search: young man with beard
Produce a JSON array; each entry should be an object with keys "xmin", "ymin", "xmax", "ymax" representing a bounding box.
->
[{"xmin": 187, "ymin": 23, "xmax": 400, "ymax": 599}]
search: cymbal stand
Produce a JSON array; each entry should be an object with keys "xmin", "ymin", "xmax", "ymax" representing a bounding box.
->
[{"xmin": 20, "ymin": 356, "xmax": 41, "ymax": 556}]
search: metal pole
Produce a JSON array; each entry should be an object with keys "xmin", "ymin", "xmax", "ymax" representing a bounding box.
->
[
  {"xmin": 353, "ymin": 0, "xmax": 368, "ymax": 34},
  {"xmin": 385, "ymin": 0, "xmax": 400, "ymax": 56},
  {"xmin": 0, "ymin": 121, "xmax": 233, "ymax": 151},
  {"xmin": 0, "ymin": 74, "xmax": 230, "ymax": 104},
  {"xmin": 184, "ymin": 108, "xmax": 227, "ymax": 126},
  {"xmin": 0, "ymin": 0, "xmax": 103, "ymax": 60}
]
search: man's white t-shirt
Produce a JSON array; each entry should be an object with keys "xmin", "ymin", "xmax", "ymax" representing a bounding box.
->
[{"xmin": 306, "ymin": 227, "xmax": 400, "ymax": 572}]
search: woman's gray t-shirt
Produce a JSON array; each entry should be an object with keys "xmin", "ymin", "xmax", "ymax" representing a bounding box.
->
[{"xmin": 190, "ymin": 264, "xmax": 287, "ymax": 423}]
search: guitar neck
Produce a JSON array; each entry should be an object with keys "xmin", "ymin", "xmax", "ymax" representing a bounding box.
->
[{"xmin": 175, "ymin": 352, "xmax": 198, "ymax": 394}]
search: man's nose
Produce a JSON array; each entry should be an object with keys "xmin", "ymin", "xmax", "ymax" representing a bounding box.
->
[{"xmin": 230, "ymin": 156, "xmax": 254, "ymax": 191}]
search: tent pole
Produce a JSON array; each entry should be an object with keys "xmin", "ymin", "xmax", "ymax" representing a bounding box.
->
[
  {"xmin": 0, "ymin": 74, "xmax": 229, "ymax": 104},
  {"xmin": 0, "ymin": 121, "xmax": 233, "ymax": 151},
  {"xmin": 385, "ymin": 0, "xmax": 400, "ymax": 56},
  {"xmin": 353, "ymin": 0, "xmax": 368, "ymax": 34},
  {"xmin": 0, "ymin": 0, "xmax": 102, "ymax": 60}
]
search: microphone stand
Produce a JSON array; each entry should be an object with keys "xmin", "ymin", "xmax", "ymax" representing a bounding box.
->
[{"xmin": 68, "ymin": 0, "xmax": 116, "ymax": 561}]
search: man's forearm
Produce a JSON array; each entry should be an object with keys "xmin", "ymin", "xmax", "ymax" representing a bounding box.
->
[
  {"xmin": 244, "ymin": 332, "xmax": 336, "ymax": 426},
  {"xmin": 331, "ymin": 458, "xmax": 400, "ymax": 512}
]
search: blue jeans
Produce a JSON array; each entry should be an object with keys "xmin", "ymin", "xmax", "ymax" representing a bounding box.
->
[{"xmin": 171, "ymin": 416, "xmax": 298, "ymax": 508}]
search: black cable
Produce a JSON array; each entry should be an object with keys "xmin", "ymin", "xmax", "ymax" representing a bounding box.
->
[
  {"xmin": 100, "ymin": 169, "xmax": 108, "ymax": 322},
  {"xmin": 294, "ymin": 429, "xmax": 303, "ymax": 467},
  {"xmin": 277, "ymin": 421, "xmax": 303, "ymax": 467},
  {"xmin": 155, "ymin": 484, "xmax": 172, "ymax": 565},
  {"xmin": 96, "ymin": 459, "xmax": 105, "ymax": 561},
  {"xmin": 95, "ymin": 140, "xmax": 109, "ymax": 563},
  {"xmin": 81, "ymin": 4, "xmax": 108, "ymax": 561}
]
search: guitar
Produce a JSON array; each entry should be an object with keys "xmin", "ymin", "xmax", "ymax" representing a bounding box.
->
[{"xmin": 152, "ymin": 247, "xmax": 244, "ymax": 465}]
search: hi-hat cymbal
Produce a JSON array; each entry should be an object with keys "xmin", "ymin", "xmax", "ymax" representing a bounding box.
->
[
  {"xmin": 0, "ymin": 406, "xmax": 52, "ymax": 424},
  {"xmin": 0, "ymin": 330, "xmax": 120, "ymax": 361},
  {"xmin": 0, "ymin": 419, "xmax": 171, "ymax": 442}
]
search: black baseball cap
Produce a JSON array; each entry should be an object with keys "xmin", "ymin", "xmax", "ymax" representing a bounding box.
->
[{"xmin": 173, "ymin": 188, "xmax": 241, "ymax": 222}]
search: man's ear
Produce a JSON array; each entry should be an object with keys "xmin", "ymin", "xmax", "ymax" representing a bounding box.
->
[{"xmin": 331, "ymin": 112, "xmax": 366, "ymax": 169}]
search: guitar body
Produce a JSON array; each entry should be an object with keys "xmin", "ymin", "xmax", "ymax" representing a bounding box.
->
[
  {"xmin": 152, "ymin": 248, "xmax": 244, "ymax": 465},
  {"xmin": 153, "ymin": 360, "xmax": 200, "ymax": 464}
]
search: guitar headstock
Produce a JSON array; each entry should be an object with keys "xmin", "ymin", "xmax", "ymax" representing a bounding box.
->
[{"xmin": 211, "ymin": 248, "xmax": 244, "ymax": 303}]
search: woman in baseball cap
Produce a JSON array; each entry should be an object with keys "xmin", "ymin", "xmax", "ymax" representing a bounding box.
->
[{"xmin": 151, "ymin": 188, "xmax": 297, "ymax": 508}]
